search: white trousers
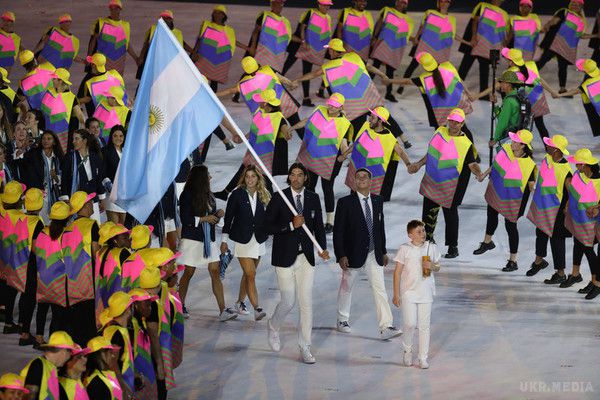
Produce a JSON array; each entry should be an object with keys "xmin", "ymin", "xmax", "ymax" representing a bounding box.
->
[
  {"xmin": 336, "ymin": 252, "xmax": 394, "ymax": 330},
  {"xmin": 270, "ymin": 254, "xmax": 314, "ymax": 348},
  {"xmin": 401, "ymin": 301, "xmax": 432, "ymax": 361}
]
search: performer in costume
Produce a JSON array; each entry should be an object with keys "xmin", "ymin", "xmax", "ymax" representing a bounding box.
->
[
  {"xmin": 78, "ymin": 53, "xmax": 127, "ymax": 117},
  {"xmin": 84, "ymin": 336, "xmax": 124, "ymax": 400},
  {"xmin": 537, "ymin": 0, "xmax": 589, "ymax": 94},
  {"xmin": 505, "ymin": 0, "xmax": 541, "ymax": 61},
  {"xmin": 58, "ymin": 345, "xmax": 91, "ymax": 400},
  {"xmin": 281, "ymin": 0, "xmax": 334, "ymax": 107},
  {"xmin": 558, "ymin": 59, "xmax": 600, "ymax": 136},
  {"xmin": 344, "ymin": 106, "xmax": 411, "ymax": 202},
  {"xmin": 0, "ymin": 66, "xmax": 26, "ymax": 124},
  {"xmin": 0, "ymin": 11, "xmax": 22, "ymax": 73},
  {"xmin": 561, "ymin": 149, "xmax": 600, "ymax": 300},
  {"xmin": 336, "ymin": 0, "xmax": 373, "ymax": 62},
  {"xmin": 247, "ymin": 0, "xmax": 291, "ymax": 73},
  {"xmin": 408, "ymin": 108, "xmax": 484, "ymax": 259},
  {"xmin": 17, "ymin": 50, "xmax": 55, "ymax": 112},
  {"xmin": 473, "ymin": 130, "xmax": 536, "ymax": 272},
  {"xmin": 294, "ymin": 38, "xmax": 412, "ymax": 148},
  {"xmin": 370, "ymin": 0, "xmax": 413, "ymax": 102},
  {"xmin": 93, "ymin": 85, "xmax": 130, "ymax": 139},
  {"xmin": 34, "ymin": 14, "xmax": 83, "ymax": 70},
  {"xmin": 87, "ymin": 0, "xmax": 139, "ymax": 76},
  {"xmin": 292, "ymin": 93, "xmax": 352, "ymax": 231},
  {"xmin": 524, "ymin": 135, "xmax": 573, "ymax": 284},
  {"xmin": 0, "ymin": 373, "xmax": 30, "ymax": 398},
  {"xmin": 457, "ymin": 0, "xmax": 509, "ymax": 93},
  {"xmin": 400, "ymin": 0, "xmax": 456, "ymax": 95},
  {"xmin": 215, "ymin": 89, "xmax": 291, "ymax": 200},
  {"xmin": 40, "ymin": 68, "xmax": 84, "ymax": 153}
]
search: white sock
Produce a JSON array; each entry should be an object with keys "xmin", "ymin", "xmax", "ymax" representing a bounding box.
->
[{"xmin": 326, "ymin": 212, "xmax": 334, "ymax": 225}]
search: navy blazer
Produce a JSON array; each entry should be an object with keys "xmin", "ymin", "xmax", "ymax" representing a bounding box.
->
[
  {"xmin": 101, "ymin": 145, "xmax": 121, "ymax": 182},
  {"xmin": 333, "ymin": 192, "xmax": 387, "ymax": 267},
  {"xmin": 60, "ymin": 151, "xmax": 106, "ymax": 199},
  {"xmin": 179, "ymin": 189, "xmax": 216, "ymax": 243},
  {"xmin": 22, "ymin": 148, "xmax": 63, "ymax": 190},
  {"xmin": 265, "ymin": 187, "xmax": 327, "ymax": 267},
  {"xmin": 223, "ymin": 187, "xmax": 267, "ymax": 244}
]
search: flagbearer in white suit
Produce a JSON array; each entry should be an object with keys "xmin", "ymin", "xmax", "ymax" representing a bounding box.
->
[{"xmin": 333, "ymin": 167, "xmax": 401, "ymax": 340}]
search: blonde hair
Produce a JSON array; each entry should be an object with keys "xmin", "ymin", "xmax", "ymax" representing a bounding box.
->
[{"xmin": 238, "ymin": 165, "xmax": 271, "ymax": 205}]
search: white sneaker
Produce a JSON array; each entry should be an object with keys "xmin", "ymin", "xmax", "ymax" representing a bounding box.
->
[
  {"xmin": 299, "ymin": 345, "xmax": 316, "ymax": 364},
  {"xmin": 182, "ymin": 306, "xmax": 190, "ymax": 319},
  {"xmin": 337, "ymin": 320, "xmax": 351, "ymax": 333},
  {"xmin": 219, "ymin": 307, "xmax": 238, "ymax": 322},
  {"xmin": 267, "ymin": 319, "xmax": 281, "ymax": 352},
  {"xmin": 235, "ymin": 301, "xmax": 250, "ymax": 315},
  {"xmin": 403, "ymin": 351, "xmax": 412, "ymax": 367},
  {"xmin": 254, "ymin": 308, "xmax": 266, "ymax": 321},
  {"xmin": 380, "ymin": 326, "xmax": 402, "ymax": 340},
  {"xmin": 419, "ymin": 358, "xmax": 429, "ymax": 369}
]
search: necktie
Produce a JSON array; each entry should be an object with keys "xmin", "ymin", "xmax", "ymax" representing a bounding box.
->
[
  {"xmin": 364, "ymin": 197, "xmax": 374, "ymax": 252},
  {"xmin": 296, "ymin": 194, "xmax": 303, "ymax": 214}
]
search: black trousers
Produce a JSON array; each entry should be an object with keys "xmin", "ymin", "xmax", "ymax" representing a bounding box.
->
[
  {"xmin": 592, "ymin": 48, "xmax": 600, "ymax": 64},
  {"xmin": 533, "ymin": 116, "xmax": 550, "ymax": 140},
  {"xmin": 372, "ymin": 59, "xmax": 396, "ymax": 96},
  {"xmin": 457, "ymin": 54, "xmax": 490, "ymax": 92},
  {"xmin": 422, "ymin": 196, "xmax": 460, "ymax": 247},
  {"xmin": 69, "ymin": 300, "xmax": 97, "ymax": 346},
  {"xmin": 283, "ymin": 56, "xmax": 314, "ymax": 99},
  {"xmin": 573, "ymin": 238, "xmax": 598, "ymax": 276},
  {"xmin": 1, "ymin": 282, "xmax": 18, "ymax": 325},
  {"xmin": 306, "ymin": 159, "xmax": 342, "ymax": 213},
  {"xmin": 534, "ymin": 208, "xmax": 567, "ymax": 270},
  {"xmin": 537, "ymin": 49, "xmax": 569, "ymax": 88},
  {"xmin": 403, "ymin": 57, "xmax": 419, "ymax": 79},
  {"xmin": 49, "ymin": 304, "xmax": 69, "ymax": 334},
  {"xmin": 485, "ymin": 205, "xmax": 519, "ymax": 254}
]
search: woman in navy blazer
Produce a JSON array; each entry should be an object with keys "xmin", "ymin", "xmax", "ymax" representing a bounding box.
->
[
  {"xmin": 220, "ymin": 165, "xmax": 270, "ymax": 321},
  {"xmin": 177, "ymin": 165, "xmax": 237, "ymax": 322}
]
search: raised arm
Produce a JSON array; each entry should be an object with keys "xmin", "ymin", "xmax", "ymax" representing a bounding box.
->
[
  {"xmin": 294, "ymin": 68, "xmax": 322, "ymax": 83},
  {"xmin": 538, "ymin": 76, "xmax": 560, "ymax": 98}
]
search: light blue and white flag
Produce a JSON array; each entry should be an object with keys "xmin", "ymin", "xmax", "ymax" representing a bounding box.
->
[{"xmin": 112, "ymin": 19, "xmax": 224, "ymax": 222}]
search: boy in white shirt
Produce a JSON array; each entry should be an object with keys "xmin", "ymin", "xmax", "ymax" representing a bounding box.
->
[{"xmin": 393, "ymin": 219, "xmax": 441, "ymax": 369}]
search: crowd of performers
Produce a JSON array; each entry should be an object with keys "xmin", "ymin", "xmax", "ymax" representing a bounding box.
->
[{"xmin": 1, "ymin": 0, "xmax": 600, "ymax": 397}]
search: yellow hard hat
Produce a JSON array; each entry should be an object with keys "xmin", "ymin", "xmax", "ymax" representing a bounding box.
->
[
  {"xmin": 87, "ymin": 336, "xmax": 119, "ymax": 353},
  {"xmin": 139, "ymin": 267, "xmax": 161, "ymax": 289},
  {"xmin": 1, "ymin": 181, "xmax": 25, "ymax": 204},
  {"xmin": 214, "ymin": 5, "xmax": 227, "ymax": 14},
  {"xmin": 576, "ymin": 59, "xmax": 600, "ymax": 78},
  {"xmin": 1, "ymin": 11, "xmax": 15, "ymax": 22},
  {"xmin": 253, "ymin": 88, "xmax": 281, "ymax": 107},
  {"xmin": 86, "ymin": 53, "xmax": 107, "ymax": 73},
  {"xmin": 160, "ymin": 10, "xmax": 173, "ymax": 19},
  {"xmin": 324, "ymin": 38, "xmax": 345, "ymax": 53},
  {"xmin": 49, "ymin": 201, "xmax": 71, "ymax": 220},
  {"xmin": 327, "ymin": 92, "xmax": 345, "ymax": 107},
  {"xmin": 19, "ymin": 50, "xmax": 35, "ymax": 66},
  {"xmin": 447, "ymin": 108, "xmax": 466, "ymax": 123},
  {"xmin": 241, "ymin": 56, "xmax": 259, "ymax": 74},
  {"xmin": 128, "ymin": 288, "xmax": 159, "ymax": 302},
  {"xmin": 53, "ymin": 68, "xmax": 72, "ymax": 86},
  {"xmin": 108, "ymin": 85, "xmax": 125, "ymax": 106},
  {"xmin": 40, "ymin": 331, "xmax": 76, "ymax": 350},
  {"xmin": 568, "ymin": 148, "xmax": 599, "ymax": 165},
  {"xmin": 0, "ymin": 373, "xmax": 29, "ymax": 393},
  {"xmin": 130, "ymin": 224, "xmax": 154, "ymax": 250},
  {"xmin": 508, "ymin": 129, "xmax": 533, "ymax": 149},
  {"xmin": 369, "ymin": 106, "xmax": 390, "ymax": 124},
  {"xmin": 108, "ymin": 0, "xmax": 123, "ymax": 9},
  {"xmin": 24, "ymin": 188, "xmax": 44, "ymax": 212},
  {"xmin": 107, "ymin": 291, "xmax": 133, "ymax": 318},
  {"xmin": 542, "ymin": 135, "xmax": 569, "ymax": 156},
  {"xmin": 99, "ymin": 223, "xmax": 130, "ymax": 245},
  {"xmin": 58, "ymin": 14, "xmax": 72, "ymax": 24},
  {"xmin": 69, "ymin": 191, "xmax": 96, "ymax": 214},
  {"xmin": 501, "ymin": 47, "xmax": 525, "ymax": 67},
  {"xmin": 416, "ymin": 52, "xmax": 438, "ymax": 72}
]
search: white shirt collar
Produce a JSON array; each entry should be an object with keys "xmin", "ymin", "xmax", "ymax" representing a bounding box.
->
[
  {"xmin": 357, "ymin": 191, "xmax": 370, "ymax": 201},
  {"xmin": 291, "ymin": 187, "xmax": 305, "ymax": 197}
]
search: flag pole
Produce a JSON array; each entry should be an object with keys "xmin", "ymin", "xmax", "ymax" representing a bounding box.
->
[{"xmin": 156, "ymin": 19, "xmax": 325, "ymax": 254}]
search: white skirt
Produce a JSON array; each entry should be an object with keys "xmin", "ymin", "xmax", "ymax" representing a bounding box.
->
[
  {"xmin": 165, "ymin": 218, "xmax": 177, "ymax": 233},
  {"xmin": 233, "ymin": 235, "xmax": 266, "ymax": 259},
  {"xmin": 105, "ymin": 198, "xmax": 126, "ymax": 213},
  {"xmin": 178, "ymin": 238, "xmax": 220, "ymax": 267}
]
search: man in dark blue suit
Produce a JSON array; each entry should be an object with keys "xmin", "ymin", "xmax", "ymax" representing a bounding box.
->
[
  {"xmin": 264, "ymin": 162, "xmax": 329, "ymax": 364},
  {"xmin": 333, "ymin": 167, "xmax": 401, "ymax": 340}
]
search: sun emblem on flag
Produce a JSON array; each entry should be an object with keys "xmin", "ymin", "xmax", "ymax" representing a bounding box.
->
[{"xmin": 148, "ymin": 104, "xmax": 165, "ymax": 136}]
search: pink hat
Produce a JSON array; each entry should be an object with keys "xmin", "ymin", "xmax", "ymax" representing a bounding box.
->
[
  {"xmin": 447, "ymin": 108, "xmax": 465, "ymax": 122},
  {"xmin": 571, "ymin": 0, "xmax": 584, "ymax": 4},
  {"xmin": 519, "ymin": 0, "xmax": 533, "ymax": 6},
  {"xmin": 72, "ymin": 345, "xmax": 92, "ymax": 357},
  {"xmin": 317, "ymin": 0, "xmax": 333, "ymax": 5}
]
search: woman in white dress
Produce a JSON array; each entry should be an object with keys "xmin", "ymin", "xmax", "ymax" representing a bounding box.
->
[
  {"xmin": 177, "ymin": 165, "xmax": 237, "ymax": 321},
  {"xmin": 220, "ymin": 165, "xmax": 270, "ymax": 321},
  {"xmin": 101, "ymin": 125, "xmax": 126, "ymax": 224}
]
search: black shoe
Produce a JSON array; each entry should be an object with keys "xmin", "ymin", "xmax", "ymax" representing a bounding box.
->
[
  {"xmin": 558, "ymin": 88, "xmax": 573, "ymax": 99},
  {"xmin": 584, "ymin": 285, "xmax": 600, "ymax": 300},
  {"xmin": 19, "ymin": 335, "xmax": 36, "ymax": 346},
  {"xmin": 302, "ymin": 98, "xmax": 315, "ymax": 107},
  {"xmin": 232, "ymin": 93, "xmax": 240, "ymax": 103},
  {"xmin": 324, "ymin": 223, "xmax": 333, "ymax": 234},
  {"xmin": 559, "ymin": 274, "xmax": 583, "ymax": 288},
  {"xmin": 385, "ymin": 94, "xmax": 398, "ymax": 103},
  {"xmin": 501, "ymin": 260, "xmax": 518, "ymax": 272},
  {"xmin": 3, "ymin": 323, "xmax": 20, "ymax": 334},
  {"xmin": 525, "ymin": 260, "xmax": 549, "ymax": 276},
  {"xmin": 316, "ymin": 89, "xmax": 325, "ymax": 99},
  {"xmin": 544, "ymin": 272, "xmax": 566, "ymax": 285},
  {"xmin": 224, "ymin": 142, "xmax": 235, "ymax": 151},
  {"xmin": 578, "ymin": 281, "xmax": 594, "ymax": 294},
  {"xmin": 403, "ymin": 141, "xmax": 412, "ymax": 149},
  {"xmin": 396, "ymin": 86, "xmax": 404, "ymax": 95},
  {"xmin": 213, "ymin": 190, "xmax": 229, "ymax": 201},
  {"xmin": 444, "ymin": 246, "xmax": 459, "ymax": 259},
  {"xmin": 473, "ymin": 241, "xmax": 495, "ymax": 255}
]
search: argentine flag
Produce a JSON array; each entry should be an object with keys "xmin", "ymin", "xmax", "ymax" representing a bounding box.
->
[{"xmin": 113, "ymin": 19, "xmax": 224, "ymax": 222}]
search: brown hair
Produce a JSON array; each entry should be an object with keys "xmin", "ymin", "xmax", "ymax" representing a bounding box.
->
[
  {"xmin": 406, "ymin": 219, "xmax": 425, "ymax": 234},
  {"xmin": 237, "ymin": 165, "xmax": 271, "ymax": 205}
]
